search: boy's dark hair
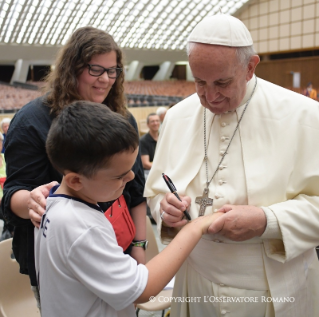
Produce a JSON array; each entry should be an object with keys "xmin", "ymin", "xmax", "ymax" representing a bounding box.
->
[{"xmin": 46, "ymin": 100, "xmax": 139, "ymax": 178}]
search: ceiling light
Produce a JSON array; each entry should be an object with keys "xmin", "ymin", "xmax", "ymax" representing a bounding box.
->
[
  {"xmin": 142, "ymin": 10, "xmax": 149, "ymax": 17},
  {"xmin": 0, "ymin": 0, "xmax": 247, "ymax": 50},
  {"xmin": 3, "ymin": 3, "xmax": 9, "ymax": 11},
  {"xmin": 136, "ymin": 3, "xmax": 144, "ymax": 10}
]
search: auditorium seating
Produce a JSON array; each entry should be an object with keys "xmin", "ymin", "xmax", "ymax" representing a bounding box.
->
[
  {"xmin": 124, "ymin": 80, "xmax": 195, "ymax": 97},
  {"xmin": 0, "ymin": 80, "xmax": 315, "ymax": 112},
  {"xmin": 124, "ymin": 80, "xmax": 196, "ymax": 107},
  {"xmin": 0, "ymin": 83, "xmax": 42, "ymax": 112},
  {"xmin": 0, "ymin": 80, "xmax": 196, "ymax": 111}
]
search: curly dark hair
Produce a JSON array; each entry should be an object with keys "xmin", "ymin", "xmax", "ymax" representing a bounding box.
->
[{"xmin": 43, "ymin": 26, "xmax": 127, "ymax": 116}]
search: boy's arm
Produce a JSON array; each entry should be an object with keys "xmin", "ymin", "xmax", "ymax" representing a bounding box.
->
[{"xmin": 135, "ymin": 212, "xmax": 223, "ymax": 303}]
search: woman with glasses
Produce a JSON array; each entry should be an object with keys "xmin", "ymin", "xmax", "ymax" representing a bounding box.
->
[{"xmin": 1, "ymin": 26, "xmax": 147, "ymax": 309}]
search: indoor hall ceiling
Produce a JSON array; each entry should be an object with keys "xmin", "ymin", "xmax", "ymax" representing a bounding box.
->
[{"xmin": 0, "ymin": 0, "xmax": 249, "ymax": 51}]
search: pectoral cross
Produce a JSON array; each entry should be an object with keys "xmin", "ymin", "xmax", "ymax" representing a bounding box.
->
[{"xmin": 195, "ymin": 187, "xmax": 213, "ymax": 217}]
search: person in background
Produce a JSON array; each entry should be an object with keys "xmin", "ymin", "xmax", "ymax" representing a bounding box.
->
[
  {"xmin": 139, "ymin": 113, "xmax": 160, "ymax": 176},
  {"xmin": 1, "ymin": 26, "xmax": 146, "ymax": 309},
  {"xmin": 156, "ymin": 106, "xmax": 167, "ymax": 132},
  {"xmin": 1, "ymin": 117, "xmax": 11, "ymax": 153},
  {"xmin": 145, "ymin": 14, "xmax": 319, "ymax": 317},
  {"xmin": 35, "ymin": 100, "xmax": 223, "ymax": 317},
  {"xmin": 0, "ymin": 134, "xmax": 6, "ymax": 197},
  {"xmin": 0, "ymin": 133, "xmax": 12, "ymax": 241},
  {"xmin": 305, "ymin": 82, "xmax": 318, "ymax": 101}
]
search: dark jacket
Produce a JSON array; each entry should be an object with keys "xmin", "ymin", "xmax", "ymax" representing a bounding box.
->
[{"xmin": 139, "ymin": 132, "xmax": 157, "ymax": 163}]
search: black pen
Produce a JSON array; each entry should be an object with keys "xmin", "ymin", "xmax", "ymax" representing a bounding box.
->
[{"xmin": 162, "ymin": 173, "xmax": 191, "ymax": 221}]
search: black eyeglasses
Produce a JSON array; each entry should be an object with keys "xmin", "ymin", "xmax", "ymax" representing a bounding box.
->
[{"xmin": 87, "ymin": 64, "xmax": 123, "ymax": 79}]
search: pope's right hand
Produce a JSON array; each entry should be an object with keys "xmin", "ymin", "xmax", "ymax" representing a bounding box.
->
[
  {"xmin": 159, "ymin": 193, "xmax": 191, "ymax": 228},
  {"xmin": 28, "ymin": 181, "xmax": 59, "ymax": 228}
]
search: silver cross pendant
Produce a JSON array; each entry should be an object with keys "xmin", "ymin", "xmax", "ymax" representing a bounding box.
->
[{"xmin": 195, "ymin": 187, "xmax": 213, "ymax": 217}]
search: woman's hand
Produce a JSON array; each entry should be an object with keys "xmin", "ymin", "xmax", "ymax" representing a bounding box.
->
[{"xmin": 28, "ymin": 181, "xmax": 59, "ymax": 228}]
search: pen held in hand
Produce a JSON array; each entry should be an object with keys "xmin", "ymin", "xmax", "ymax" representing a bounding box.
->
[{"xmin": 162, "ymin": 173, "xmax": 191, "ymax": 221}]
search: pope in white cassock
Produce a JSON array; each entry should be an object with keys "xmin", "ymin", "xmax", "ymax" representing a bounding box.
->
[{"xmin": 144, "ymin": 14, "xmax": 319, "ymax": 317}]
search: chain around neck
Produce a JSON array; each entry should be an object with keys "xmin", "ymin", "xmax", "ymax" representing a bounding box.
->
[{"xmin": 203, "ymin": 75, "xmax": 258, "ymax": 188}]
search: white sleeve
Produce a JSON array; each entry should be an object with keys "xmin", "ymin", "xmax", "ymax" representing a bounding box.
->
[
  {"xmin": 260, "ymin": 207, "xmax": 282, "ymax": 239},
  {"xmin": 263, "ymin": 194, "xmax": 319, "ymax": 263}
]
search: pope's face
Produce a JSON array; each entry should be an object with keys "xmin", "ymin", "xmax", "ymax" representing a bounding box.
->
[{"xmin": 189, "ymin": 44, "xmax": 258, "ymax": 114}]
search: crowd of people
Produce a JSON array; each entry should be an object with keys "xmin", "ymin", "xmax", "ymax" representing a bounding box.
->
[{"xmin": 0, "ymin": 13, "xmax": 318, "ymax": 317}]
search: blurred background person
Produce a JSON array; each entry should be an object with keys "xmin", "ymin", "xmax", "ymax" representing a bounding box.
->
[
  {"xmin": 140, "ymin": 112, "xmax": 160, "ymax": 179},
  {"xmin": 1, "ymin": 117, "xmax": 11, "ymax": 153},
  {"xmin": 0, "ymin": 133, "xmax": 13, "ymax": 241},
  {"xmin": 156, "ymin": 106, "xmax": 167, "ymax": 132},
  {"xmin": 305, "ymin": 82, "xmax": 318, "ymax": 100}
]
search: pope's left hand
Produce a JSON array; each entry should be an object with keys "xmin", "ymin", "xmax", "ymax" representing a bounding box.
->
[
  {"xmin": 130, "ymin": 245, "xmax": 146, "ymax": 265},
  {"xmin": 207, "ymin": 204, "xmax": 267, "ymax": 241}
]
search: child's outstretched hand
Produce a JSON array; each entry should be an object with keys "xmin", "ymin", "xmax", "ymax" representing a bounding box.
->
[{"xmin": 190, "ymin": 212, "xmax": 225, "ymax": 235}]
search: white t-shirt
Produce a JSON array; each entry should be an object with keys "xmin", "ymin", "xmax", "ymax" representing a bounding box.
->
[{"xmin": 35, "ymin": 189, "xmax": 148, "ymax": 317}]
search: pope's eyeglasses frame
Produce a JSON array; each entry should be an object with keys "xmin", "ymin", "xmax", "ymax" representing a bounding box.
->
[{"xmin": 87, "ymin": 64, "xmax": 123, "ymax": 79}]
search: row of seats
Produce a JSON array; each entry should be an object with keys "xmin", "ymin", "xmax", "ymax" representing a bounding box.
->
[
  {"xmin": 124, "ymin": 80, "xmax": 196, "ymax": 97},
  {"xmin": 127, "ymin": 94, "xmax": 183, "ymax": 107},
  {"xmin": 0, "ymin": 80, "xmax": 195, "ymax": 111},
  {"xmin": 0, "ymin": 84, "xmax": 42, "ymax": 111},
  {"xmin": 1, "ymin": 82, "xmax": 316, "ymax": 111}
]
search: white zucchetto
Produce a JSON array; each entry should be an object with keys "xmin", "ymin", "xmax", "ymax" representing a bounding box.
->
[{"xmin": 188, "ymin": 14, "xmax": 253, "ymax": 47}]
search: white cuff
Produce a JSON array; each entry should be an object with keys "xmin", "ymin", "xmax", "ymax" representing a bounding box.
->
[{"xmin": 260, "ymin": 206, "xmax": 282, "ymax": 240}]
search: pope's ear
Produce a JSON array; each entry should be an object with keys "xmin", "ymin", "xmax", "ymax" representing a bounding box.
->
[
  {"xmin": 64, "ymin": 172, "xmax": 83, "ymax": 191},
  {"xmin": 246, "ymin": 55, "xmax": 260, "ymax": 81}
]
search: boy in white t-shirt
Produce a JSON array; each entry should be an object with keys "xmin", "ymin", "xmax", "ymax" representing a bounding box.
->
[{"xmin": 35, "ymin": 100, "xmax": 222, "ymax": 317}]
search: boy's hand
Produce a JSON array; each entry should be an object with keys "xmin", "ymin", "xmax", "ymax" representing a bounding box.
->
[{"xmin": 191, "ymin": 212, "xmax": 225, "ymax": 234}]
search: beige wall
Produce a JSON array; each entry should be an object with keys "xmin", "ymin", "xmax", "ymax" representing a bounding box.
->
[
  {"xmin": 236, "ymin": 0, "xmax": 319, "ymax": 54},
  {"xmin": 256, "ymin": 55, "xmax": 319, "ymax": 89}
]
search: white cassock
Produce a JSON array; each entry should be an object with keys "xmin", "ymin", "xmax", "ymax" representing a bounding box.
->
[{"xmin": 144, "ymin": 76, "xmax": 319, "ymax": 317}]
